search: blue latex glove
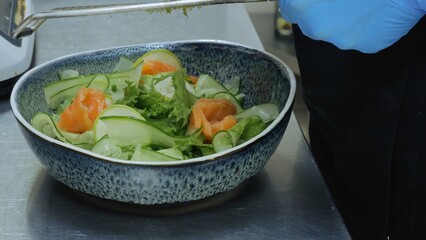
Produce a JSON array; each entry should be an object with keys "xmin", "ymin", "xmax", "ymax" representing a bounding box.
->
[{"xmin": 279, "ymin": 0, "xmax": 426, "ymax": 53}]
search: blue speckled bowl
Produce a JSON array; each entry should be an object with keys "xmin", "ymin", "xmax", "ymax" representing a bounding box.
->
[{"xmin": 10, "ymin": 40, "xmax": 296, "ymax": 205}]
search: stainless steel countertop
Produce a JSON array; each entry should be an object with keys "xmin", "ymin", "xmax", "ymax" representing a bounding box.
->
[{"xmin": 0, "ymin": 1, "xmax": 350, "ymax": 239}]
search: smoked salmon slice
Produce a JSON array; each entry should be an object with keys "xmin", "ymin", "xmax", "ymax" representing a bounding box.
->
[
  {"xmin": 189, "ymin": 98, "xmax": 238, "ymax": 141},
  {"xmin": 57, "ymin": 88, "xmax": 108, "ymax": 133},
  {"xmin": 142, "ymin": 60, "xmax": 177, "ymax": 75}
]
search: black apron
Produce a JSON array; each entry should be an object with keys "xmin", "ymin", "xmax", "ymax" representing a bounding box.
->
[{"xmin": 292, "ymin": 17, "xmax": 426, "ymax": 239}]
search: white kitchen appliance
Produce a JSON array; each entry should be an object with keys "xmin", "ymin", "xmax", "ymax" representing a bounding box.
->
[{"xmin": 0, "ymin": 0, "xmax": 35, "ymax": 96}]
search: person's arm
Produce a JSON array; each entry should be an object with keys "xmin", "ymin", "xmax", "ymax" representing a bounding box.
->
[{"xmin": 279, "ymin": 0, "xmax": 426, "ymax": 53}]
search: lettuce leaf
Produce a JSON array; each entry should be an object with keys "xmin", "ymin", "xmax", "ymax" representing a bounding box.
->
[{"xmin": 136, "ymin": 70, "xmax": 196, "ymax": 136}]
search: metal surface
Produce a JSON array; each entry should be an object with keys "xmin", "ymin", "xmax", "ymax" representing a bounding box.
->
[
  {"xmin": 0, "ymin": 1, "xmax": 350, "ymax": 239},
  {"xmin": 11, "ymin": 0, "xmax": 274, "ymax": 39},
  {"xmin": 0, "ymin": 0, "xmax": 13, "ymax": 35}
]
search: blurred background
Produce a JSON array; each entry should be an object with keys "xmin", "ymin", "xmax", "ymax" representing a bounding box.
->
[{"xmin": 245, "ymin": 2, "xmax": 309, "ymax": 142}]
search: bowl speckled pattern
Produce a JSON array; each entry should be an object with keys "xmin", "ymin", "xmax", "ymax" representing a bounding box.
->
[{"xmin": 11, "ymin": 40, "xmax": 296, "ymax": 205}]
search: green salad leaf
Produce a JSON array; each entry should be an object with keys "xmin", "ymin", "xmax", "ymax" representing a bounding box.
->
[{"xmin": 136, "ymin": 70, "xmax": 196, "ymax": 135}]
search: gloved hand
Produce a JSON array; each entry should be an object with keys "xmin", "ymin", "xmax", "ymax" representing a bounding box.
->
[{"xmin": 278, "ymin": 0, "xmax": 426, "ymax": 53}]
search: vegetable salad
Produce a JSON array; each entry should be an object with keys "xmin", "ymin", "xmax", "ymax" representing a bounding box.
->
[{"xmin": 31, "ymin": 49, "xmax": 279, "ymax": 162}]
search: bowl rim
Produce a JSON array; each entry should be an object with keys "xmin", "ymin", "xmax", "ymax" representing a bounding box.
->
[{"xmin": 10, "ymin": 39, "xmax": 296, "ymax": 167}]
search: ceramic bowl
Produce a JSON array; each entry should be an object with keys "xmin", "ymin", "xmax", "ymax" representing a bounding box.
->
[{"xmin": 10, "ymin": 40, "xmax": 296, "ymax": 205}]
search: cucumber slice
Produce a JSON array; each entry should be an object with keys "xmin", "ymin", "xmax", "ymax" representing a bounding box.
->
[
  {"xmin": 235, "ymin": 103, "xmax": 279, "ymax": 123},
  {"xmin": 44, "ymin": 75, "xmax": 86, "ymax": 105},
  {"xmin": 31, "ymin": 112, "xmax": 63, "ymax": 140},
  {"xmin": 212, "ymin": 92, "xmax": 243, "ymax": 112},
  {"xmin": 212, "ymin": 115, "xmax": 267, "ymax": 153},
  {"xmin": 61, "ymin": 130, "xmax": 94, "ymax": 146},
  {"xmin": 156, "ymin": 148, "xmax": 184, "ymax": 160},
  {"xmin": 133, "ymin": 49, "xmax": 182, "ymax": 70},
  {"xmin": 212, "ymin": 131, "xmax": 233, "ymax": 153},
  {"xmin": 212, "ymin": 121, "xmax": 245, "ymax": 153},
  {"xmin": 105, "ymin": 63, "xmax": 143, "ymax": 103},
  {"xmin": 74, "ymin": 143, "xmax": 93, "ymax": 150},
  {"xmin": 195, "ymin": 74, "xmax": 245, "ymax": 104},
  {"xmin": 91, "ymin": 137, "xmax": 122, "ymax": 156},
  {"xmin": 46, "ymin": 63, "xmax": 142, "ymax": 109},
  {"xmin": 223, "ymin": 76, "xmax": 241, "ymax": 95},
  {"xmin": 92, "ymin": 137, "xmax": 185, "ymax": 162},
  {"xmin": 86, "ymin": 74, "xmax": 109, "ymax": 91},
  {"xmin": 47, "ymin": 83, "xmax": 85, "ymax": 110},
  {"xmin": 131, "ymin": 146, "xmax": 179, "ymax": 162},
  {"xmin": 94, "ymin": 104, "xmax": 145, "ymax": 142},
  {"xmin": 109, "ymin": 62, "xmax": 142, "ymax": 84},
  {"xmin": 31, "ymin": 112, "xmax": 94, "ymax": 145},
  {"xmin": 195, "ymin": 74, "xmax": 228, "ymax": 98},
  {"xmin": 57, "ymin": 69, "xmax": 79, "ymax": 80},
  {"xmin": 99, "ymin": 116, "xmax": 196, "ymax": 148},
  {"xmin": 113, "ymin": 56, "xmax": 134, "ymax": 72},
  {"xmin": 98, "ymin": 104, "xmax": 144, "ymax": 119}
]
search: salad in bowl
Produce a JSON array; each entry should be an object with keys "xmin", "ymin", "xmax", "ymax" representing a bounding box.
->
[
  {"xmin": 11, "ymin": 40, "xmax": 295, "ymax": 205},
  {"xmin": 32, "ymin": 49, "xmax": 279, "ymax": 162}
]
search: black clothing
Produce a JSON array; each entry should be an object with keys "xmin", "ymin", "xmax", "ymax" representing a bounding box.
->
[{"xmin": 292, "ymin": 17, "xmax": 426, "ymax": 239}]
